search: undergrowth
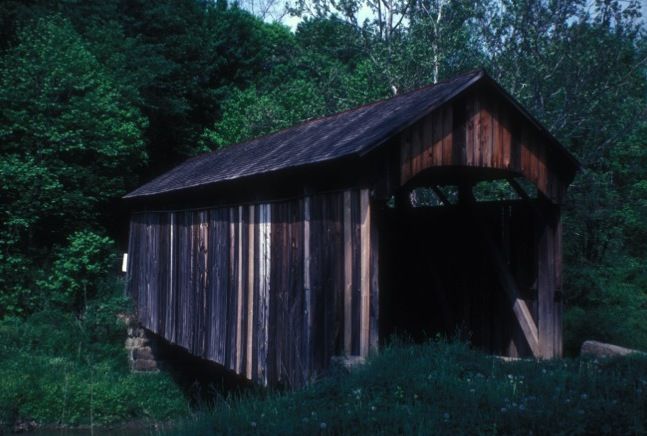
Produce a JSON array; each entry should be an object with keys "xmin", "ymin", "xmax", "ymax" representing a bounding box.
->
[
  {"xmin": 167, "ymin": 339, "xmax": 647, "ymax": 435},
  {"xmin": 0, "ymin": 288, "xmax": 188, "ymax": 430}
]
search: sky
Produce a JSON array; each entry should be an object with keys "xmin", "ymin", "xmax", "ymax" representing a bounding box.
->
[{"xmin": 239, "ymin": 0, "xmax": 647, "ymax": 31}]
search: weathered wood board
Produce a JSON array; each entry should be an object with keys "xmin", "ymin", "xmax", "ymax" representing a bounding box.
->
[
  {"xmin": 399, "ymin": 89, "xmax": 567, "ymax": 203},
  {"xmin": 127, "ymin": 189, "xmax": 376, "ymax": 386}
]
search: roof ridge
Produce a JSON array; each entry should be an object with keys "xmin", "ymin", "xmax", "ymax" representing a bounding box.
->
[
  {"xmin": 125, "ymin": 69, "xmax": 508, "ymax": 199},
  {"xmin": 185, "ymin": 68, "xmax": 485, "ymax": 163}
]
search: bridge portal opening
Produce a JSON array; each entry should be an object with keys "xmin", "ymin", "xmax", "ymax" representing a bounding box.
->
[{"xmin": 378, "ymin": 169, "xmax": 547, "ymax": 357}]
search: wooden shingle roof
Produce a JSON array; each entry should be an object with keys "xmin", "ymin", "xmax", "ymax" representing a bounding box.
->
[{"xmin": 124, "ymin": 69, "xmax": 577, "ymax": 199}]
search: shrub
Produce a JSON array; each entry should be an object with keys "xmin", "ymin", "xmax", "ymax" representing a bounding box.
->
[{"xmin": 38, "ymin": 230, "xmax": 117, "ymax": 312}]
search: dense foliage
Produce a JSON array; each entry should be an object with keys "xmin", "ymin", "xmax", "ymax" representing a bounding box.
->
[
  {"xmin": 0, "ymin": 0, "xmax": 645, "ymax": 429},
  {"xmin": 170, "ymin": 339, "xmax": 647, "ymax": 435}
]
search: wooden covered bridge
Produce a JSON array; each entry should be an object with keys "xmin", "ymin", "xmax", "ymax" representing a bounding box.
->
[{"xmin": 124, "ymin": 70, "xmax": 578, "ymax": 387}]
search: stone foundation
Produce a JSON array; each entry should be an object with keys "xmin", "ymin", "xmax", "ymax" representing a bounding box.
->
[{"xmin": 120, "ymin": 314, "xmax": 159, "ymax": 372}]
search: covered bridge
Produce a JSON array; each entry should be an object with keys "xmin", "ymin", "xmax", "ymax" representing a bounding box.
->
[{"xmin": 124, "ymin": 70, "xmax": 578, "ymax": 387}]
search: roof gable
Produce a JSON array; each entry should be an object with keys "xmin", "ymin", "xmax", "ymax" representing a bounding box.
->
[{"xmin": 125, "ymin": 70, "xmax": 577, "ymax": 200}]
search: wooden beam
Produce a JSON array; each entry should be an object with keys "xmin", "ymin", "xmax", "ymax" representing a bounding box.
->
[
  {"xmin": 507, "ymin": 177, "xmax": 531, "ymax": 201},
  {"xmin": 431, "ymin": 186, "xmax": 451, "ymax": 205},
  {"xmin": 481, "ymin": 228, "xmax": 540, "ymax": 357},
  {"xmin": 343, "ymin": 191, "xmax": 353, "ymax": 355},
  {"xmin": 359, "ymin": 189, "xmax": 371, "ymax": 358}
]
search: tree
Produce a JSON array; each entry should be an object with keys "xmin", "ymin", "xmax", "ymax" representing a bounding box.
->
[{"xmin": 0, "ymin": 16, "xmax": 147, "ymax": 315}]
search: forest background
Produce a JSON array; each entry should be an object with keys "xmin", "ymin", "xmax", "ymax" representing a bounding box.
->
[{"xmin": 0, "ymin": 0, "xmax": 646, "ymax": 427}]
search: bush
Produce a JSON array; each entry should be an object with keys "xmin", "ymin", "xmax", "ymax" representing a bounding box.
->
[
  {"xmin": 564, "ymin": 259, "xmax": 647, "ymax": 355},
  {"xmin": 38, "ymin": 230, "xmax": 118, "ymax": 312}
]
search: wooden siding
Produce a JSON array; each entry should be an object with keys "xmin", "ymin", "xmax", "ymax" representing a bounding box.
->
[
  {"xmin": 126, "ymin": 189, "xmax": 377, "ymax": 387},
  {"xmin": 399, "ymin": 90, "xmax": 567, "ymax": 203}
]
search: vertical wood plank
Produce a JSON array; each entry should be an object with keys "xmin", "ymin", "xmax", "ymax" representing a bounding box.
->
[
  {"xmin": 258, "ymin": 203, "xmax": 271, "ymax": 385},
  {"xmin": 343, "ymin": 191, "xmax": 353, "ymax": 355},
  {"xmin": 369, "ymin": 198, "xmax": 380, "ymax": 352},
  {"xmin": 492, "ymin": 99, "xmax": 501, "ymax": 168},
  {"xmin": 227, "ymin": 207, "xmax": 237, "ymax": 371},
  {"xmin": 422, "ymin": 116, "xmax": 434, "ymax": 168},
  {"xmin": 481, "ymin": 98, "xmax": 492, "ymax": 167},
  {"xmin": 554, "ymin": 214, "xmax": 563, "ymax": 357},
  {"xmin": 303, "ymin": 196, "xmax": 312, "ymax": 378},
  {"xmin": 360, "ymin": 189, "xmax": 371, "ymax": 357},
  {"xmin": 236, "ymin": 206, "xmax": 244, "ymax": 373},
  {"xmin": 452, "ymin": 100, "xmax": 465, "ymax": 165},
  {"xmin": 246, "ymin": 204, "xmax": 255, "ymax": 379},
  {"xmin": 432, "ymin": 110, "xmax": 443, "ymax": 165},
  {"xmin": 167, "ymin": 213, "xmax": 176, "ymax": 343},
  {"xmin": 411, "ymin": 125, "xmax": 423, "ymax": 177},
  {"xmin": 199, "ymin": 211, "xmax": 209, "ymax": 357},
  {"xmin": 502, "ymin": 108, "xmax": 512, "ymax": 168},
  {"xmin": 442, "ymin": 105, "xmax": 454, "ymax": 165},
  {"xmin": 400, "ymin": 132, "xmax": 412, "ymax": 185},
  {"xmin": 466, "ymin": 97, "xmax": 475, "ymax": 166}
]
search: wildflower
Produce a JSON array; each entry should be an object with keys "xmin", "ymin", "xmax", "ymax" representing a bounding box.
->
[
  {"xmin": 470, "ymin": 388, "xmax": 475, "ymax": 393},
  {"xmin": 581, "ymin": 393, "xmax": 588, "ymax": 400},
  {"xmin": 501, "ymin": 408, "xmax": 507, "ymax": 413},
  {"xmin": 251, "ymin": 422, "xmax": 257, "ymax": 428},
  {"xmin": 443, "ymin": 412, "xmax": 450, "ymax": 420},
  {"xmin": 320, "ymin": 422, "xmax": 327, "ymax": 430}
]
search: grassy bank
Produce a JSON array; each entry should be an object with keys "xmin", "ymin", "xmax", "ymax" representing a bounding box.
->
[
  {"xmin": 169, "ymin": 340, "xmax": 647, "ymax": 435},
  {"xmin": 2, "ymin": 300, "xmax": 646, "ymax": 435},
  {"xmin": 0, "ymin": 294, "xmax": 188, "ymax": 430}
]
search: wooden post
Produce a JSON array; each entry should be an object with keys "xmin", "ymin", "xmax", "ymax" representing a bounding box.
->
[{"xmin": 537, "ymin": 196, "xmax": 558, "ymax": 358}]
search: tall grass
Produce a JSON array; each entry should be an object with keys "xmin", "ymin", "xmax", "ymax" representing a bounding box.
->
[
  {"xmin": 0, "ymin": 293, "xmax": 188, "ymax": 430},
  {"xmin": 166, "ymin": 339, "xmax": 647, "ymax": 435}
]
